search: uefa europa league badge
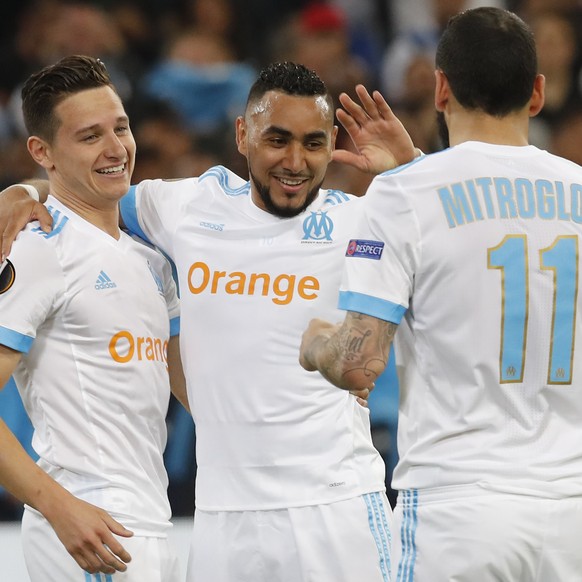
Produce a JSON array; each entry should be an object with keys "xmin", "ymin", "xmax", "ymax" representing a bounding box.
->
[{"xmin": 0, "ymin": 259, "xmax": 16, "ymax": 294}]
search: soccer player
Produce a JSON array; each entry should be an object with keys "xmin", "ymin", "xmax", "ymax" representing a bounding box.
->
[
  {"xmin": 0, "ymin": 56, "xmax": 185, "ymax": 581},
  {"xmin": 0, "ymin": 62, "xmax": 417, "ymax": 581},
  {"xmin": 300, "ymin": 7, "xmax": 582, "ymax": 581}
]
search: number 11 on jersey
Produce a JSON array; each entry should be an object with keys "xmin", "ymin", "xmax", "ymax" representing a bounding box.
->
[{"xmin": 488, "ymin": 234, "xmax": 578, "ymax": 385}]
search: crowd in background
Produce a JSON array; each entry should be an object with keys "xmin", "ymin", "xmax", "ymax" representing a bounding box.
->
[{"xmin": 1, "ymin": 0, "xmax": 582, "ymax": 520}]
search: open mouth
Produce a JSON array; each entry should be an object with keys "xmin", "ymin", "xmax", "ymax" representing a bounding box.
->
[
  {"xmin": 277, "ymin": 176, "xmax": 306, "ymax": 186},
  {"xmin": 275, "ymin": 176, "xmax": 309, "ymax": 193},
  {"xmin": 96, "ymin": 163, "xmax": 126, "ymax": 175}
]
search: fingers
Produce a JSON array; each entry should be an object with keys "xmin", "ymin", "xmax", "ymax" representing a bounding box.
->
[
  {"xmin": 299, "ymin": 349, "xmax": 317, "ymax": 372},
  {"xmin": 31, "ymin": 202, "xmax": 53, "ymax": 233},
  {"xmin": 71, "ymin": 536, "xmax": 131, "ymax": 575},
  {"xmin": 331, "ymin": 148, "xmax": 368, "ymax": 173},
  {"xmin": 77, "ymin": 536, "xmax": 132, "ymax": 575},
  {"xmin": 338, "ymin": 85, "xmax": 388, "ymax": 127},
  {"xmin": 338, "ymin": 85, "xmax": 397, "ymax": 128},
  {"xmin": 366, "ymin": 87, "xmax": 396, "ymax": 122},
  {"xmin": 336, "ymin": 106, "xmax": 360, "ymax": 136},
  {"xmin": 62, "ymin": 512, "xmax": 133, "ymax": 575},
  {"xmin": 338, "ymin": 91, "xmax": 373, "ymax": 128},
  {"xmin": 92, "ymin": 515, "xmax": 133, "ymax": 572},
  {"xmin": 1, "ymin": 201, "xmax": 52, "ymax": 262},
  {"xmin": 350, "ymin": 381, "xmax": 375, "ymax": 406},
  {"xmin": 1, "ymin": 218, "xmax": 25, "ymax": 262},
  {"xmin": 353, "ymin": 85, "xmax": 382, "ymax": 120},
  {"xmin": 350, "ymin": 387, "xmax": 370, "ymax": 400}
]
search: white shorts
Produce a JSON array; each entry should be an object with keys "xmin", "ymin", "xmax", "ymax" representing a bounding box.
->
[
  {"xmin": 393, "ymin": 487, "xmax": 582, "ymax": 582},
  {"xmin": 187, "ymin": 492, "xmax": 392, "ymax": 582},
  {"xmin": 21, "ymin": 508, "xmax": 182, "ymax": 582}
]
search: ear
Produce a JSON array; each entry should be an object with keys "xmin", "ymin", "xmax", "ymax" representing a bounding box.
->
[
  {"xmin": 528, "ymin": 74, "xmax": 545, "ymax": 118},
  {"xmin": 434, "ymin": 69, "xmax": 450, "ymax": 113},
  {"xmin": 331, "ymin": 124, "xmax": 338, "ymax": 151},
  {"xmin": 235, "ymin": 116, "xmax": 247, "ymax": 156},
  {"xmin": 27, "ymin": 136, "xmax": 53, "ymax": 170}
]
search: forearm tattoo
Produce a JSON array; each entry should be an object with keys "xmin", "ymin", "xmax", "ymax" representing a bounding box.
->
[{"xmin": 320, "ymin": 313, "xmax": 398, "ymax": 388}]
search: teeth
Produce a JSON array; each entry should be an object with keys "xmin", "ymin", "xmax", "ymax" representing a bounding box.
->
[
  {"xmin": 98, "ymin": 164, "xmax": 124, "ymax": 174},
  {"xmin": 279, "ymin": 177, "xmax": 303, "ymax": 186}
]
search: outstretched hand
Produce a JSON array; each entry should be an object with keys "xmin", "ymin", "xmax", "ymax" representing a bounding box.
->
[
  {"xmin": 333, "ymin": 84, "xmax": 417, "ymax": 175},
  {"xmin": 0, "ymin": 188, "xmax": 52, "ymax": 262}
]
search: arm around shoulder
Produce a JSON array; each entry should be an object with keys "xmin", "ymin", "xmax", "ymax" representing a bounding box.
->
[{"xmin": 0, "ymin": 180, "xmax": 52, "ymax": 261}]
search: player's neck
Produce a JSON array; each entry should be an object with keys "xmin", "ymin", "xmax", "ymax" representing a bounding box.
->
[
  {"xmin": 50, "ymin": 190, "xmax": 121, "ymax": 239},
  {"xmin": 448, "ymin": 110, "xmax": 530, "ymax": 147}
]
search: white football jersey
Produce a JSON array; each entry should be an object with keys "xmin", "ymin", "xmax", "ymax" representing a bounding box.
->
[
  {"xmin": 339, "ymin": 142, "xmax": 582, "ymax": 497},
  {"xmin": 120, "ymin": 166, "xmax": 386, "ymax": 511},
  {"xmin": 0, "ymin": 196, "xmax": 180, "ymax": 534}
]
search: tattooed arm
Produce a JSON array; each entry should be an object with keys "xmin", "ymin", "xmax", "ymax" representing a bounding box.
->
[{"xmin": 299, "ymin": 312, "xmax": 397, "ymax": 392}]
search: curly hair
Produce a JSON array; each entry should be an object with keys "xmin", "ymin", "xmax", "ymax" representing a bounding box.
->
[{"xmin": 245, "ymin": 62, "xmax": 333, "ymax": 112}]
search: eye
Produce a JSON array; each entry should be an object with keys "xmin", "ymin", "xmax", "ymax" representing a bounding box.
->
[
  {"xmin": 268, "ymin": 137, "xmax": 286, "ymax": 147},
  {"xmin": 306, "ymin": 140, "xmax": 325, "ymax": 150},
  {"xmin": 115, "ymin": 125, "xmax": 130, "ymax": 135}
]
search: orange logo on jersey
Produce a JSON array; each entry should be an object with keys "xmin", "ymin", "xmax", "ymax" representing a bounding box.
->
[
  {"xmin": 187, "ymin": 261, "xmax": 320, "ymax": 305},
  {"xmin": 109, "ymin": 330, "xmax": 168, "ymax": 367}
]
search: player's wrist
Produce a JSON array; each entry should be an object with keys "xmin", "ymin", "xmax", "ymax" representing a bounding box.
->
[{"xmin": 14, "ymin": 183, "xmax": 40, "ymax": 202}]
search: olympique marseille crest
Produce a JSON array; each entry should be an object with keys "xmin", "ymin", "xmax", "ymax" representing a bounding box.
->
[{"xmin": 302, "ymin": 211, "xmax": 334, "ymax": 242}]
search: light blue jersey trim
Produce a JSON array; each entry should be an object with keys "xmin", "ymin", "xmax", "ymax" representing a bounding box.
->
[
  {"xmin": 32, "ymin": 207, "xmax": 69, "ymax": 239},
  {"xmin": 85, "ymin": 573, "xmax": 113, "ymax": 582},
  {"xmin": 0, "ymin": 326, "xmax": 33, "ymax": 353},
  {"xmin": 120, "ymin": 186, "xmax": 151, "ymax": 243},
  {"xmin": 364, "ymin": 492, "xmax": 392, "ymax": 581},
  {"xmin": 169, "ymin": 316, "xmax": 180, "ymax": 337},
  {"xmin": 199, "ymin": 166, "xmax": 250, "ymax": 197},
  {"xmin": 379, "ymin": 155, "xmax": 426, "ymax": 177},
  {"xmin": 338, "ymin": 291, "xmax": 406, "ymax": 324},
  {"xmin": 396, "ymin": 490, "xmax": 419, "ymax": 582},
  {"xmin": 378, "ymin": 148, "xmax": 454, "ymax": 178},
  {"xmin": 323, "ymin": 189, "xmax": 350, "ymax": 205}
]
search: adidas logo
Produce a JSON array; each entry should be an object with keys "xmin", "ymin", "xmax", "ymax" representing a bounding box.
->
[{"xmin": 95, "ymin": 270, "xmax": 117, "ymax": 290}]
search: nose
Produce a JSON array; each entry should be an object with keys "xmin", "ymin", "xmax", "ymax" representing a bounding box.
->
[
  {"xmin": 104, "ymin": 132, "xmax": 126, "ymax": 158},
  {"xmin": 282, "ymin": 141, "xmax": 306, "ymax": 173}
]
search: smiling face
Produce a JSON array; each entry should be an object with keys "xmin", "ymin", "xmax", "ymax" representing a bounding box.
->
[
  {"xmin": 236, "ymin": 90, "xmax": 337, "ymax": 218},
  {"xmin": 28, "ymin": 85, "xmax": 135, "ymax": 210}
]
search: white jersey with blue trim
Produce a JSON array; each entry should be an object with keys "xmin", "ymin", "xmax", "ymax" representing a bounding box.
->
[
  {"xmin": 120, "ymin": 165, "xmax": 386, "ymax": 511},
  {"xmin": 0, "ymin": 196, "xmax": 180, "ymax": 535},
  {"xmin": 339, "ymin": 142, "xmax": 582, "ymax": 497}
]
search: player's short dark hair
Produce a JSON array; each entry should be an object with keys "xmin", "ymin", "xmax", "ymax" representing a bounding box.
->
[
  {"xmin": 245, "ymin": 62, "xmax": 334, "ymax": 114},
  {"xmin": 436, "ymin": 7, "xmax": 537, "ymax": 116},
  {"xmin": 22, "ymin": 54, "xmax": 115, "ymax": 141}
]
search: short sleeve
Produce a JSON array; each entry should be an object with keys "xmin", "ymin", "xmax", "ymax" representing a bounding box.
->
[
  {"xmin": 338, "ymin": 172, "xmax": 421, "ymax": 323},
  {"xmin": 0, "ymin": 232, "xmax": 63, "ymax": 353}
]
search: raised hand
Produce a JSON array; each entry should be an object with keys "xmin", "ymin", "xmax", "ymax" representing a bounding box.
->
[{"xmin": 333, "ymin": 84, "xmax": 418, "ymax": 176}]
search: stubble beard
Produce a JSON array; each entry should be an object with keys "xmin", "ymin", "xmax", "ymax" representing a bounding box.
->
[{"xmin": 249, "ymin": 169, "xmax": 322, "ymax": 218}]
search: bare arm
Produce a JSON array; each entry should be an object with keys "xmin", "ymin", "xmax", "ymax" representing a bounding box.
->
[
  {"xmin": 0, "ymin": 181, "xmax": 51, "ymax": 261},
  {"xmin": 333, "ymin": 84, "xmax": 420, "ymax": 175},
  {"xmin": 299, "ymin": 312, "xmax": 397, "ymax": 392},
  {"xmin": 167, "ymin": 335, "xmax": 190, "ymax": 413},
  {"xmin": 0, "ymin": 345, "xmax": 133, "ymax": 575}
]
